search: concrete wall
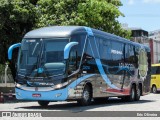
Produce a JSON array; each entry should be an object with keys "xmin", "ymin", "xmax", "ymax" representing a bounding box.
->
[{"xmin": 149, "ymin": 39, "xmax": 160, "ymax": 64}]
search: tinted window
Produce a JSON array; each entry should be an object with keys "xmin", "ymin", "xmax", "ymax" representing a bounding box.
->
[
  {"xmin": 45, "ymin": 40, "xmax": 67, "ymax": 63},
  {"xmin": 111, "ymin": 41, "xmax": 124, "ymax": 61},
  {"xmin": 70, "ymin": 34, "xmax": 86, "ymax": 67},
  {"xmin": 97, "ymin": 37, "xmax": 124, "ymax": 75},
  {"xmin": 98, "ymin": 38, "xmax": 124, "ymax": 62},
  {"xmin": 151, "ymin": 66, "xmax": 160, "ymax": 74},
  {"xmin": 71, "ymin": 34, "xmax": 86, "ymax": 56},
  {"xmin": 82, "ymin": 36, "xmax": 99, "ymax": 73},
  {"xmin": 99, "ymin": 38, "xmax": 111, "ymax": 60},
  {"xmin": 125, "ymin": 44, "xmax": 138, "ymax": 64},
  {"xmin": 68, "ymin": 50, "xmax": 77, "ymax": 74}
]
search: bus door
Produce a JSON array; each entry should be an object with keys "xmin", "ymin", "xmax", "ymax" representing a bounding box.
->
[
  {"xmin": 67, "ymin": 46, "xmax": 80, "ymax": 98},
  {"xmin": 68, "ymin": 47, "xmax": 78, "ymax": 75}
]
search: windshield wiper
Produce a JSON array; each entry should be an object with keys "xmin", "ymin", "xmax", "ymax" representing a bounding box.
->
[
  {"xmin": 32, "ymin": 42, "xmax": 39, "ymax": 55},
  {"xmin": 26, "ymin": 40, "xmax": 43, "ymax": 77},
  {"xmin": 36, "ymin": 40, "xmax": 50, "ymax": 77},
  {"xmin": 36, "ymin": 40, "xmax": 44, "ymax": 73}
]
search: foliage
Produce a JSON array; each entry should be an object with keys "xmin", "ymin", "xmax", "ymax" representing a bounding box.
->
[
  {"xmin": 0, "ymin": 0, "xmax": 37, "ymax": 63},
  {"xmin": 0, "ymin": 0, "xmax": 37, "ymax": 79},
  {"xmin": 0, "ymin": 0, "xmax": 131, "ymax": 79},
  {"xmin": 36, "ymin": 0, "xmax": 131, "ymax": 38},
  {"xmin": 0, "ymin": 64, "xmax": 5, "ymax": 75},
  {"xmin": 0, "ymin": 64, "xmax": 5, "ymax": 82}
]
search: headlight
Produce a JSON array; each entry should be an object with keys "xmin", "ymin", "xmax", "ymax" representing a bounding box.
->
[
  {"xmin": 16, "ymin": 83, "xmax": 22, "ymax": 88},
  {"xmin": 55, "ymin": 84, "xmax": 63, "ymax": 89},
  {"xmin": 54, "ymin": 82, "xmax": 68, "ymax": 89}
]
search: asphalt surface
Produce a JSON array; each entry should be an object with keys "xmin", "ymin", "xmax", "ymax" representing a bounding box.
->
[
  {"xmin": 0, "ymin": 93, "xmax": 160, "ymax": 119},
  {"xmin": 0, "ymin": 93, "xmax": 159, "ymax": 111}
]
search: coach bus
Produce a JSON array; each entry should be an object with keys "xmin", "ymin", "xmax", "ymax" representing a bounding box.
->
[
  {"xmin": 8, "ymin": 26, "xmax": 151, "ymax": 106},
  {"xmin": 151, "ymin": 64, "xmax": 160, "ymax": 93}
]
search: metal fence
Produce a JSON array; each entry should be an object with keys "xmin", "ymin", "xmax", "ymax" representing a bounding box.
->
[{"xmin": 0, "ymin": 64, "xmax": 14, "ymax": 87}]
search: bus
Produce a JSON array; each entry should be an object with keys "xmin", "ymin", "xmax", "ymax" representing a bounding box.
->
[
  {"xmin": 151, "ymin": 64, "xmax": 160, "ymax": 93},
  {"xmin": 8, "ymin": 26, "xmax": 151, "ymax": 106}
]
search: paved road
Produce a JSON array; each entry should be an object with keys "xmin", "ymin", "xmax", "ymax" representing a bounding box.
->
[
  {"xmin": 0, "ymin": 94, "xmax": 160, "ymax": 120},
  {"xmin": 0, "ymin": 93, "xmax": 160, "ymax": 119}
]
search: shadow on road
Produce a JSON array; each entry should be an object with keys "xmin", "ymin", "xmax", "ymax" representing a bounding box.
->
[{"xmin": 15, "ymin": 97, "xmax": 155, "ymax": 112}]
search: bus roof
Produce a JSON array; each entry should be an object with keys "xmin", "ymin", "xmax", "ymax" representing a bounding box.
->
[
  {"xmin": 24, "ymin": 26, "xmax": 85, "ymax": 38},
  {"xmin": 152, "ymin": 64, "xmax": 160, "ymax": 67},
  {"xmin": 23, "ymin": 26, "xmax": 150, "ymax": 51}
]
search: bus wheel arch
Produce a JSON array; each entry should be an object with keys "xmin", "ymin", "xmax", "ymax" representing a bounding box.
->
[
  {"xmin": 77, "ymin": 82, "xmax": 92, "ymax": 106},
  {"xmin": 85, "ymin": 82, "xmax": 93, "ymax": 98}
]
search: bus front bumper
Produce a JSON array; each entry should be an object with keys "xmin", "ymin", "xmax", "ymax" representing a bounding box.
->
[{"xmin": 15, "ymin": 87, "xmax": 68, "ymax": 101}]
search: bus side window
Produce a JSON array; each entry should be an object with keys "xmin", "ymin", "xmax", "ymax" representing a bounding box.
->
[
  {"xmin": 125, "ymin": 44, "xmax": 137, "ymax": 66},
  {"xmin": 156, "ymin": 67, "xmax": 160, "ymax": 74},
  {"xmin": 151, "ymin": 67, "xmax": 156, "ymax": 74},
  {"xmin": 68, "ymin": 49, "xmax": 77, "ymax": 74}
]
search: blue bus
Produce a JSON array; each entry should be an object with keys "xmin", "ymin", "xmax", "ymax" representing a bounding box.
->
[{"xmin": 8, "ymin": 26, "xmax": 151, "ymax": 106}]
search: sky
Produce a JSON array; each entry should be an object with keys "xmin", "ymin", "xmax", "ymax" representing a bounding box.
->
[{"xmin": 118, "ymin": 0, "xmax": 160, "ymax": 32}]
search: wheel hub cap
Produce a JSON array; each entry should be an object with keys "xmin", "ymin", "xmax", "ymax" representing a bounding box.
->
[{"xmin": 83, "ymin": 91, "xmax": 89, "ymax": 101}]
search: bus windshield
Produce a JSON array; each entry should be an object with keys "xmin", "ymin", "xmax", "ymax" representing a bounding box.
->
[{"xmin": 17, "ymin": 38, "xmax": 68, "ymax": 77}]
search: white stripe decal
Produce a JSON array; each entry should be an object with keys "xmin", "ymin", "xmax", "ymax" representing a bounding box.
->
[{"xmin": 84, "ymin": 27, "xmax": 120, "ymax": 90}]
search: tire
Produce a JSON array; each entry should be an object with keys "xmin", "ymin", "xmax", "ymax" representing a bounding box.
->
[
  {"xmin": 38, "ymin": 101, "xmax": 50, "ymax": 107},
  {"xmin": 77, "ymin": 84, "xmax": 92, "ymax": 106},
  {"xmin": 135, "ymin": 85, "xmax": 141, "ymax": 101},
  {"xmin": 152, "ymin": 85, "xmax": 157, "ymax": 94},
  {"xmin": 125, "ymin": 85, "xmax": 136, "ymax": 102}
]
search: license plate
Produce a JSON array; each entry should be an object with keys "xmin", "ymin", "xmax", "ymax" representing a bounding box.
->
[{"xmin": 32, "ymin": 94, "xmax": 41, "ymax": 97}]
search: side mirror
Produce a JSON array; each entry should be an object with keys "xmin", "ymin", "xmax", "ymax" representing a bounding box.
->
[
  {"xmin": 64, "ymin": 42, "xmax": 78, "ymax": 59},
  {"xmin": 8, "ymin": 43, "xmax": 21, "ymax": 60}
]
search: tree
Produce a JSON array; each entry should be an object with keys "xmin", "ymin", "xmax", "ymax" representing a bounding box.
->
[
  {"xmin": 0, "ymin": 0, "xmax": 131, "ymax": 80},
  {"xmin": 36, "ymin": 0, "xmax": 131, "ymax": 39},
  {"xmin": 0, "ymin": 0, "xmax": 37, "ymax": 79}
]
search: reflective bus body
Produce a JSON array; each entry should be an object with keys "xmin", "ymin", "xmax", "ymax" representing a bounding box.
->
[{"xmin": 8, "ymin": 26, "xmax": 151, "ymax": 106}]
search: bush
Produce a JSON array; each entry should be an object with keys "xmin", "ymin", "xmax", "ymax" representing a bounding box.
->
[
  {"xmin": 0, "ymin": 63, "xmax": 14, "ymax": 83},
  {"xmin": 0, "ymin": 64, "xmax": 5, "ymax": 82}
]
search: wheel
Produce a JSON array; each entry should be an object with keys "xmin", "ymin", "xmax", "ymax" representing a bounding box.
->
[
  {"xmin": 77, "ymin": 84, "xmax": 92, "ymax": 106},
  {"xmin": 94, "ymin": 97, "xmax": 109, "ymax": 103},
  {"xmin": 125, "ymin": 85, "xmax": 136, "ymax": 102},
  {"xmin": 152, "ymin": 85, "xmax": 157, "ymax": 93},
  {"xmin": 38, "ymin": 101, "xmax": 50, "ymax": 107},
  {"xmin": 135, "ymin": 85, "xmax": 141, "ymax": 101}
]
